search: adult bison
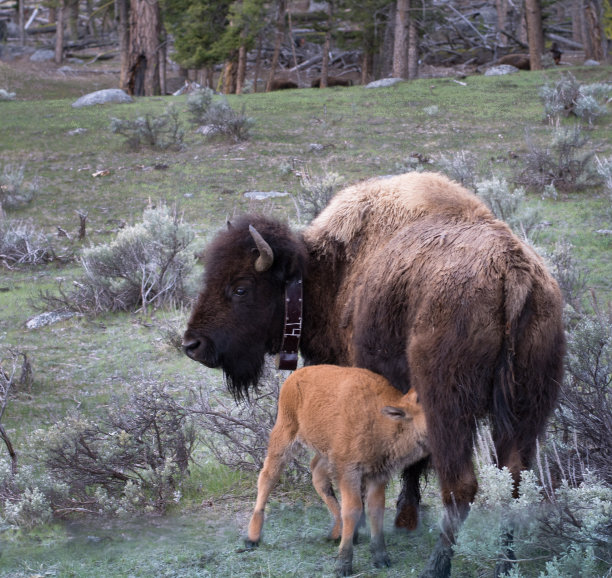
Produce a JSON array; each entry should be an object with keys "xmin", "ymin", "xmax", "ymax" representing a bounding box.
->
[{"xmin": 183, "ymin": 172, "xmax": 565, "ymax": 577}]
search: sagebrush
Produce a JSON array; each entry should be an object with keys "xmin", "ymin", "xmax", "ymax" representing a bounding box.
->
[
  {"xmin": 41, "ymin": 204, "xmax": 196, "ymax": 313},
  {"xmin": 110, "ymin": 104, "xmax": 184, "ymax": 150},
  {"xmin": 518, "ymin": 124, "xmax": 601, "ymax": 194},
  {"xmin": 0, "ymin": 219, "xmax": 55, "ymax": 266}
]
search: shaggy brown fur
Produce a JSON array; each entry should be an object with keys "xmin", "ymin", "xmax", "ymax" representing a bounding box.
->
[
  {"xmin": 246, "ymin": 365, "xmax": 428, "ymax": 576},
  {"xmin": 311, "ymin": 76, "xmax": 353, "ymax": 88},
  {"xmin": 184, "ymin": 172, "xmax": 565, "ymax": 577},
  {"xmin": 496, "ymin": 53, "xmax": 531, "ymax": 69},
  {"xmin": 268, "ymin": 79, "xmax": 299, "ymax": 90}
]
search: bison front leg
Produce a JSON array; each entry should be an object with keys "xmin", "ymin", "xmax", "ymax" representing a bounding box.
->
[
  {"xmin": 366, "ymin": 480, "xmax": 391, "ymax": 569},
  {"xmin": 335, "ymin": 474, "xmax": 363, "ymax": 577}
]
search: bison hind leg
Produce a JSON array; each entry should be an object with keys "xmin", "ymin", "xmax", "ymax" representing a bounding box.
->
[{"xmin": 395, "ymin": 456, "xmax": 430, "ymax": 531}]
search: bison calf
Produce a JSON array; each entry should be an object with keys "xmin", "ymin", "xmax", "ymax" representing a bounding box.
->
[{"xmin": 245, "ymin": 365, "xmax": 428, "ymax": 576}]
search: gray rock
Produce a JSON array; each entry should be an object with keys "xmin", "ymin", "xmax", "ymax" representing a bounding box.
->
[
  {"xmin": 484, "ymin": 65, "xmax": 520, "ymax": 76},
  {"xmin": 584, "ymin": 59, "xmax": 600, "ymax": 66},
  {"xmin": 26, "ymin": 311, "xmax": 76, "ymax": 329},
  {"xmin": 244, "ymin": 191, "xmax": 289, "ymax": 200},
  {"xmin": 365, "ymin": 78, "xmax": 404, "ymax": 89},
  {"xmin": 30, "ymin": 49, "xmax": 55, "ymax": 62},
  {"xmin": 0, "ymin": 89, "xmax": 16, "ymax": 101},
  {"xmin": 72, "ymin": 89, "xmax": 133, "ymax": 108}
]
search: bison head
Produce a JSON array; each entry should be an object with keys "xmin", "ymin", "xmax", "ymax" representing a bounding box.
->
[{"xmin": 183, "ymin": 215, "xmax": 307, "ymax": 399}]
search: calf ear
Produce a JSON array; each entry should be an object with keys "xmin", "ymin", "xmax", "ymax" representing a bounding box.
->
[{"xmin": 381, "ymin": 406, "xmax": 412, "ymax": 421}]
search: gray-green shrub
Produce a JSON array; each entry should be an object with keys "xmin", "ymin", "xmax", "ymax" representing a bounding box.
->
[
  {"xmin": 43, "ymin": 204, "xmax": 195, "ymax": 313},
  {"xmin": 0, "ymin": 219, "xmax": 55, "ymax": 266},
  {"xmin": 455, "ymin": 462, "xmax": 611, "ymax": 576},
  {"xmin": 185, "ymin": 87, "xmax": 214, "ymax": 125},
  {"xmin": 189, "ymin": 362, "xmax": 309, "ymax": 481},
  {"xmin": 40, "ymin": 380, "xmax": 195, "ymax": 516},
  {"xmin": 438, "ymin": 150, "xmax": 477, "ymax": 190},
  {"xmin": 0, "ymin": 163, "xmax": 37, "ymax": 210},
  {"xmin": 540, "ymin": 73, "xmax": 611, "ymax": 125},
  {"xmin": 293, "ymin": 170, "xmax": 344, "ymax": 223},
  {"xmin": 551, "ymin": 305, "xmax": 612, "ymax": 485},
  {"xmin": 518, "ymin": 124, "xmax": 601, "ymax": 193},
  {"xmin": 110, "ymin": 104, "xmax": 184, "ymax": 150},
  {"xmin": 198, "ymin": 99, "xmax": 252, "ymax": 141},
  {"xmin": 475, "ymin": 176, "xmax": 540, "ymax": 238}
]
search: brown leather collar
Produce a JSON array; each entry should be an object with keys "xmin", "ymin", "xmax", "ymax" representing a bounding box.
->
[{"xmin": 276, "ymin": 276, "xmax": 303, "ymax": 371}]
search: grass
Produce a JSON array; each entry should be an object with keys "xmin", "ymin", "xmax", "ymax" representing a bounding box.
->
[{"xmin": 1, "ymin": 57, "xmax": 611, "ymax": 576}]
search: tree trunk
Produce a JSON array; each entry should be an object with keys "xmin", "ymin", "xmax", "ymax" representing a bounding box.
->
[
  {"xmin": 496, "ymin": 0, "xmax": 507, "ymax": 47},
  {"xmin": 266, "ymin": 0, "xmax": 286, "ymax": 92},
  {"xmin": 380, "ymin": 2, "xmax": 396, "ymax": 78},
  {"xmin": 254, "ymin": 33, "xmax": 263, "ymax": 92},
  {"xmin": 223, "ymin": 57, "xmax": 237, "ymax": 94},
  {"xmin": 55, "ymin": 0, "xmax": 65, "ymax": 64},
  {"xmin": 67, "ymin": 0, "xmax": 79, "ymax": 39},
  {"xmin": 572, "ymin": 0, "xmax": 584, "ymax": 44},
  {"xmin": 236, "ymin": 41, "xmax": 247, "ymax": 94},
  {"xmin": 19, "ymin": 0, "xmax": 25, "ymax": 46},
  {"xmin": 584, "ymin": 0, "xmax": 604, "ymax": 60},
  {"xmin": 524, "ymin": 0, "xmax": 543, "ymax": 70},
  {"xmin": 319, "ymin": 2, "xmax": 333, "ymax": 88},
  {"xmin": 118, "ymin": 0, "xmax": 130, "ymax": 91},
  {"xmin": 159, "ymin": 33, "xmax": 166, "ymax": 95},
  {"xmin": 392, "ymin": 0, "xmax": 408, "ymax": 78},
  {"xmin": 407, "ymin": 4, "xmax": 418, "ymax": 80},
  {"xmin": 126, "ymin": 0, "xmax": 161, "ymax": 96},
  {"xmin": 361, "ymin": 50, "xmax": 372, "ymax": 85}
]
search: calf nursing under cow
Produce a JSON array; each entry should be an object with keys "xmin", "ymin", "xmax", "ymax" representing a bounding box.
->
[
  {"xmin": 184, "ymin": 172, "xmax": 565, "ymax": 577},
  {"xmin": 245, "ymin": 365, "xmax": 429, "ymax": 576}
]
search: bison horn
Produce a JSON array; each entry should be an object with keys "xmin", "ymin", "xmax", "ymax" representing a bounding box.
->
[{"xmin": 249, "ymin": 225, "xmax": 274, "ymax": 272}]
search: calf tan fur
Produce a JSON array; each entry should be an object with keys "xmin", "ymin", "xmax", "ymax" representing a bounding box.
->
[{"xmin": 245, "ymin": 365, "xmax": 428, "ymax": 576}]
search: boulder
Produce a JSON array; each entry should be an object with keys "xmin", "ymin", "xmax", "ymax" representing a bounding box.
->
[
  {"xmin": 484, "ymin": 64, "xmax": 520, "ymax": 76},
  {"xmin": 365, "ymin": 78, "xmax": 404, "ymax": 89},
  {"xmin": 72, "ymin": 89, "xmax": 133, "ymax": 108},
  {"xmin": 30, "ymin": 49, "xmax": 55, "ymax": 62}
]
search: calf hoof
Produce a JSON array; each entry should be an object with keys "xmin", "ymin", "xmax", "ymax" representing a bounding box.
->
[
  {"xmin": 373, "ymin": 551, "xmax": 391, "ymax": 568},
  {"xmin": 244, "ymin": 538, "xmax": 260, "ymax": 549},
  {"xmin": 334, "ymin": 559, "xmax": 353, "ymax": 577},
  {"xmin": 327, "ymin": 528, "xmax": 341, "ymax": 541}
]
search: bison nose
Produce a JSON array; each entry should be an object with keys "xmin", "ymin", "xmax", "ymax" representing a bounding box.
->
[
  {"xmin": 182, "ymin": 335, "xmax": 219, "ymax": 367},
  {"xmin": 183, "ymin": 338, "xmax": 202, "ymax": 360}
]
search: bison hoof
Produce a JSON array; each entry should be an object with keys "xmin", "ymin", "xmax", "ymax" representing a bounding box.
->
[
  {"xmin": 244, "ymin": 538, "xmax": 260, "ymax": 549},
  {"xmin": 394, "ymin": 504, "xmax": 419, "ymax": 531}
]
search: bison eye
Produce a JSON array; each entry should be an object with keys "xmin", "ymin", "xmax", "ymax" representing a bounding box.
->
[{"xmin": 233, "ymin": 286, "xmax": 248, "ymax": 297}]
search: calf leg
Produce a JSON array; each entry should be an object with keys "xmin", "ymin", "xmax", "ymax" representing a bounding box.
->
[
  {"xmin": 245, "ymin": 423, "xmax": 295, "ymax": 547},
  {"xmin": 311, "ymin": 454, "xmax": 342, "ymax": 540},
  {"xmin": 335, "ymin": 474, "xmax": 364, "ymax": 577},
  {"xmin": 366, "ymin": 480, "xmax": 391, "ymax": 568}
]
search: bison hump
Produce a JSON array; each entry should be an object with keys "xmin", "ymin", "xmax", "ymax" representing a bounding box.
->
[{"xmin": 304, "ymin": 172, "xmax": 494, "ymax": 260}]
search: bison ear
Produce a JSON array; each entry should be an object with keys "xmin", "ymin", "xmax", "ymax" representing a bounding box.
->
[
  {"xmin": 381, "ymin": 406, "xmax": 411, "ymax": 421},
  {"xmin": 226, "ymin": 217, "xmax": 233, "ymax": 230}
]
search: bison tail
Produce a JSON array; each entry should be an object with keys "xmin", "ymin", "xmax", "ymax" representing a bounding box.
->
[
  {"xmin": 493, "ymin": 267, "xmax": 534, "ymax": 444},
  {"xmin": 494, "ymin": 263, "xmax": 564, "ymax": 459}
]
